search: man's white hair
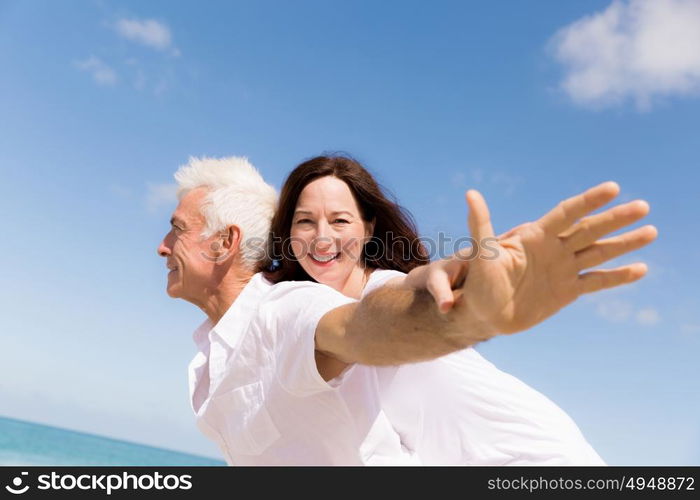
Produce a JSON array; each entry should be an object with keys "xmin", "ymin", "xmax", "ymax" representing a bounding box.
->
[{"xmin": 174, "ymin": 156, "xmax": 277, "ymax": 268}]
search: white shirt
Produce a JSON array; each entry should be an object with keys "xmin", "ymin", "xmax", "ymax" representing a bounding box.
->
[
  {"xmin": 188, "ymin": 273, "xmax": 419, "ymax": 465},
  {"xmin": 367, "ymin": 269, "xmax": 605, "ymax": 465},
  {"xmin": 188, "ymin": 271, "xmax": 604, "ymax": 465}
]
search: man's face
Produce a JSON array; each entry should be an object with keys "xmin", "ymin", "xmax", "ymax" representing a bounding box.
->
[{"xmin": 157, "ymin": 187, "xmax": 219, "ymax": 305}]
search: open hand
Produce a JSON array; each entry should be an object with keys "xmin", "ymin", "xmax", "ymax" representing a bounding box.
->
[{"xmin": 453, "ymin": 181, "xmax": 657, "ymax": 334}]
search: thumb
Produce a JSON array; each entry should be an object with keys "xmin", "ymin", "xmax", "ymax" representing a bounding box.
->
[
  {"xmin": 426, "ymin": 270, "xmax": 455, "ymax": 314},
  {"xmin": 466, "ymin": 189, "xmax": 495, "ymax": 243}
]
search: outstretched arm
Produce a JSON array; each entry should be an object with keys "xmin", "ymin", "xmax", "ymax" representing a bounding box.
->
[{"xmin": 315, "ymin": 181, "xmax": 657, "ymax": 374}]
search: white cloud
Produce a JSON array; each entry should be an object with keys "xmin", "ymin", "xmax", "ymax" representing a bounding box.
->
[
  {"xmin": 450, "ymin": 172, "xmax": 467, "ymax": 188},
  {"xmin": 636, "ymin": 307, "xmax": 661, "ymax": 326},
  {"xmin": 549, "ymin": 0, "xmax": 700, "ymax": 110},
  {"xmin": 596, "ymin": 298, "xmax": 634, "ymax": 323},
  {"xmin": 680, "ymin": 323, "xmax": 700, "ymax": 335},
  {"xmin": 450, "ymin": 168, "xmax": 520, "ymax": 196},
  {"xmin": 435, "ymin": 194, "xmax": 448, "ymax": 207},
  {"xmin": 75, "ymin": 56, "xmax": 117, "ymax": 86},
  {"xmin": 490, "ymin": 171, "xmax": 520, "ymax": 197},
  {"xmin": 133, "ymin": 69, "xmax": 147, "ymax": 91},
  {"xmin": 591, "ymin": 294, "xmax": 662, "ymax": 328},
  {"xmin": 146, "ymin": 183, "xmax": 178, "ymax": 212},
  {"xmin": 116, "ymin": 18, "xmax": 177, "ymax": 55},
  {"xmin": 153, "ymin": 78, "xmax": 169, "ymax": 97},
  {"xmin": 110, "ymin": 184, "xmax": 134, "ymax": 199},
  {"xmin": 471, "ymin": 168, "xmax": 484, "ymax": 185}
]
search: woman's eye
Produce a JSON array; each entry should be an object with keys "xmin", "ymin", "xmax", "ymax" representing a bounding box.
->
[
  {"xmin": 295, "ymin": 219, "xmax": 312, "ymax": 224},
  {"xmin": 333, "ymin": 219, "xmax": 350, "ymax": 224}
]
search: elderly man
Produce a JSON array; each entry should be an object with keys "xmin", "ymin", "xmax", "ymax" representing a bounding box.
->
[{"xmin": 158, "ymin": 156, "xmax": 656, "ymax": 465}]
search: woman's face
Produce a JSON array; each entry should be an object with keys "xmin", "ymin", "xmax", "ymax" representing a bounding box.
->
[{"xmin": 290, "ymin": 176, "xmax": 373, "ymax": 291}]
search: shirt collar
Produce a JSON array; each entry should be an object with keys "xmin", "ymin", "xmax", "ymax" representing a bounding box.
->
[
  {"xmin": 192, "ymin": 318, "xmax": 213, "ymax": 353},
  {"xmin": 192, "ymin": 273, "xmax": 272, "ymax": 351}
]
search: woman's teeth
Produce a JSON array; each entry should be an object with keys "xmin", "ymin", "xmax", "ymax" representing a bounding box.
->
[{"xmin": 312, "ymin": 253, "xmax": 338, "ymax": 263}]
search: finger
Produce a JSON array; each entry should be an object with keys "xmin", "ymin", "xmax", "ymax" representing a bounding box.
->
[
  {"xmin": 577, "ymin": 263, "xmax": 648, "ymax": 295},
  {"xmin": 445, "ymin": 257, "xmax": 469, "ymax": 290},
  {"xmin": 466, "ymin": 189, "xmax": 495, "ymax": 244},
  {"xmin": 537, "ymin": 181, "xmax": 620, "ymax": 236},
  {"xmin": 426, "ymin": 270, "xmax": 456, "ymax": 314},
  {"xmin": 575, "ymin": 225, "xmax": 658, "ymax": 271},
  {"xmin": 561, "ymin": 200, "xmax": 650, "ymax": 252},
  {"xmin": 454, "ymin": 245, "xmax": 478, "ymax": 261}
]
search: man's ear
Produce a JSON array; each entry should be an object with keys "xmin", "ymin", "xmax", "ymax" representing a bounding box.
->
[{"xmin": 219, "ymin": 225, "xmax": 242, "ymax": 260}]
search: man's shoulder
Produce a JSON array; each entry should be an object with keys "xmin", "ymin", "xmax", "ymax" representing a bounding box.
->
[
  {"xmin": 262, "ymin": 276, "xmax": 351, "ymax": 299},
  {"xmin": 255, "ymin": 277, "xmax": 356, "ymax": 322}
]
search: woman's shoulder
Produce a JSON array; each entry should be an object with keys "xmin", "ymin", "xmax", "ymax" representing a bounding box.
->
[{"xmin": 362, "ymin": 269, "xmax": 407, "ymax": 298}]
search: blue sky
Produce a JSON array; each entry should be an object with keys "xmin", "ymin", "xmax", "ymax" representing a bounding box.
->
[{"xmin": 0, "ymin": 0, "xmax": 698, "ymax": 464}]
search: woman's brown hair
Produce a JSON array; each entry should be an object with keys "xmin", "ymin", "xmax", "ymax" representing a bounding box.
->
[{"xmin": 261, "ymin": 154, "xmax": 429, "ymax": 283}]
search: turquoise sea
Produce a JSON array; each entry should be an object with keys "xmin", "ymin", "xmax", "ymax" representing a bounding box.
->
[{"xmin": 0, "ymin": 416, "xmax": 225, "ymax": 466}]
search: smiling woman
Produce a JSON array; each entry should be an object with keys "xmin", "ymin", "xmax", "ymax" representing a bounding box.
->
[
  {"xmin": 290, "ymin": 176, "xmax": 372, "ymax": 294},
  {"xmin": 262, "ymin": 154, "xmax": 430, "ymax": 298}
]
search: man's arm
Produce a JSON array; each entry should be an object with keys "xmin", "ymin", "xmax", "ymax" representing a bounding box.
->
[{"xmin": 314, "ymin": 181, "xmax": 657, "ymax": 380}]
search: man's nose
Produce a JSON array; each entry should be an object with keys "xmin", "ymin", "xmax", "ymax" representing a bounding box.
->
[{"xmin": 157, "ymin": 238, "xmax": 171, "ymax": 257}]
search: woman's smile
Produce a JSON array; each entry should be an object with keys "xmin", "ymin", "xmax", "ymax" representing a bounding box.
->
[{"xmin": 309, "ymin": 252, "xmax": 340, "ymax": 265}]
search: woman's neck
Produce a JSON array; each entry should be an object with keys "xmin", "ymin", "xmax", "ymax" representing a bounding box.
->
[{"xmin": 338, "ymin": 265, "xmax": 373, "ymax": 299}]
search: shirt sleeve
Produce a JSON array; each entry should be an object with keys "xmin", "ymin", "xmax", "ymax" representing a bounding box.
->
[{"xmin": 255, "ymin": 281, "xmax": 356, "ymax": 397}]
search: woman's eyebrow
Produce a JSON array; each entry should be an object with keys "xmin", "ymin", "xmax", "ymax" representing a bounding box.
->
[{"xmin": 293, "ymin": 209, "xmax": 354, "ymax": 217}]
